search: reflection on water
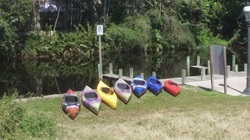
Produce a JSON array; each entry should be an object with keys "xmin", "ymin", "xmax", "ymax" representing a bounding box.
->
[
  {"xmin": 0, "ymin": 60, "xmax": 99, "ymax": 96},
  {"xmin": 0, "ymin": 50, "xmax": 207, "ymax": 96}
]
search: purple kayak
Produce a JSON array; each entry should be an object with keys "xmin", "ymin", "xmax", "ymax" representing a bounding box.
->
[
  {"xmin": 82, "ymin": 85, "xmax": 101, "ymax": 115},
  {"xmin": 114, "ymin": 78, "xmax": 132, "ymax": 104}
]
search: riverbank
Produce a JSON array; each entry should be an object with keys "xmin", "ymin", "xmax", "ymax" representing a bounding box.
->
[
  {"xmin": 21, "ymin": 86, "xmax": 250, "ymax": 140},
  {"xmin": 14, "ymin": 71, "xmax": 248, "ymax": 102}
]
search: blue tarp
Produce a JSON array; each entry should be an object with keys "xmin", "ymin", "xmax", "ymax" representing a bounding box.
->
[{"xmin": 38, "ymin": 2, "xmax": 66, "ymax": 13}]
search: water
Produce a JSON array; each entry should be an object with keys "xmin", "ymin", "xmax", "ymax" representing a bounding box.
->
[
  {"xmin": 0, "ymin": 60, "xmax": 99, "ymax": 96},
  {"xmin": 0, "ymin": 50, "xmax": 212, "ymax": 96}
]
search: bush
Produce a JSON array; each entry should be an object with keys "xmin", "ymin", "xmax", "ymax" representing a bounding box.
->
[
  {"xmin": 0, "ymin": 94, "xmax": 58, "ymax": 139},
  {"xmin": 23, "ymin": 25, "xmax": 98, "ymax": 60},
  {"xmin": 21, "ymin": 113, "xmax": 57, "ymax": 138}
]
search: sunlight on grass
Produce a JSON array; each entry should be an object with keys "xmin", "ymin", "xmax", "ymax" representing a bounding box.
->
[{"xmin": 21, "ymin": 85, "xmax": 250, "ymax": 139}]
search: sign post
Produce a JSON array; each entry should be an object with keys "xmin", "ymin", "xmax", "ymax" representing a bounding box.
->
[
  {"xmin": 97, "ymin": 25, "xmax": 103, "ymax": 80},
  {"xmin": 210, "ymin": 45, "xmax": 227, "ymax": 94}
]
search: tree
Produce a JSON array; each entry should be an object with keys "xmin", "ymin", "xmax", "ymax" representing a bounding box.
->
[{"xmin": 0, "ymin": 0, "xmax": 32, "ymax": 59}]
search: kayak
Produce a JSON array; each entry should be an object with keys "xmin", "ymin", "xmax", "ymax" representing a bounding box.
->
[
  {"xmin": 61, "ymin": 89, "xmax": 81, "ymax": 120},
  {"xmin": 114, "ymin": 77, "xmax": 132, "ymax": 104},
  {"xmin": 146, "ymin": 75, "xmax": 163, "ymax": 95},
  {"xmin": 130, "ymin": 75, "xmax": 147, "ymax": 98},
  {"xmin": 163, "ymin": 80, "xmax": 181, "ymax": 96},
  {"xmin": 82, "ymin": 85, "xmax": 101, "ymax": 115},
  {"xmin": 97, "ymin": 80, "xmax": 118, "ymax": 110}
]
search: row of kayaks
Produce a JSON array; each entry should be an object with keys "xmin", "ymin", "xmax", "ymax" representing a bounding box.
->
[
  {"xmin": 131, "ymin": 75, "xmax": 181, "ymax": 97},
  {"xmin": 61, "ymin": 75, "xmax": 181, "ymax": 119}
]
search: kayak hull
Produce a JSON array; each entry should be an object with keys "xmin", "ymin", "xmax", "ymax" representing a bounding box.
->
[
  {"xmin": 114, "ymin": 78, "xmax": 132, "ymax": 104},
  {"xmin": 164, "ymin": 80, "xmax": 181, "ymax": 96},
  {"xmin": 62, "ymin": 89, "xmax": 81, "ymax": 120},
  {"xmin": 131, "ymin": 75, "xmax": 147, "ymax": 98},
  {"xmin": 97, "ymin": 80, "xmax": 118, "ymax": 110},
  {"xmin": 147, "ymin": 76, "xmax": 163, "ymax": 95},
  {"xmin": 82, "ymin": 85, "xmax": 101, "ymax": 115}
]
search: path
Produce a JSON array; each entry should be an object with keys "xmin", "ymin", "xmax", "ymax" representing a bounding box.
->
[
  {"xmin": 104, "ymin": 71, "xmax": 247, "ymax": 96},
  {"xmin": 15, "ymin": 71, "xmax": 248, "ymax": 102},
  {"xmin": 166, "ymin": 71, "xmax": 247, "ymax": 96}
]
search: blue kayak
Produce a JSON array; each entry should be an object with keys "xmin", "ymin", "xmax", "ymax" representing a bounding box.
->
[
  {"xmin": 146, "ymin": 75, "xmax": 163, "ymax": 95},
  {"xmin": 131, "ymin": 75, "xmax": 147, "ymax": 98}
]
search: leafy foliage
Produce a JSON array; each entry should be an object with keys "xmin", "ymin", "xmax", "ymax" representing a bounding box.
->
[
  {"xmin": 104, "ymin": 15, "xmax": 151, "ymax": 67},
  {"xmin": 0, "ymin": 0, "xmax": 248, "ymax": 82},
  {"xmin": 0, "ymin": 0, "xmax": 32, "ymax": 59},
  {"xmin": 0, "ymin": 0, "xmax": 31, "ymax": 24},
  {"xmin": 0, "ymin": 11, "xmax": 17, "ymax": 58},
  {"xmin": 0, "ymin": 0, "xmax": 245, "ymax": 62},
  {"xmin": 0, "ymin": 94, "xmax": 58, "ymax": 139},
  {"xmin": 20, "ymin": 113, "xmax": 57, "ymax": 138},
  {"xmin": 226, "ymin": 1, "xmax": 248, "ymax": 64},
  {"xmin": 23, "ymin": 25, "xmax": 98, "ymax": 61}
]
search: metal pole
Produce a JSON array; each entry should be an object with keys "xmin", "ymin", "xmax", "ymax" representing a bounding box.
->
[
  {"xmin": 223, "ymin": 47, "xmax": 227, "ymax": 94},
  {"xmin": 243, "ymin": 25, "xmax": 250, "ymax": 95},
  {"xmin": 129, "ymin": 68, "xmax": 133, "ymax": 78},
  {"xmin": 98, "ymin": 35, "xmax": 103, "ymax": 80},
  {"xmin": 197, "ymin": 55, "xmax": 200, "ymax": 66},
  {"xmin": 207, "ymin": 60, "xmax": 210, "ymax": 74},
  {"xmin": 109, "ymin": 63, "xmax": 113, "ymax": 74},
  {"xmin": 152, "ymin": 71, "xmax": 156, "ymax": 77},
  {"xmin": 181, "ymin": 69, "xmax": 186, "ymax": 85},
  {"xmin": 232, "ymin": 55, "xmax": 236, "ymax": 71},
  {"xmin": 186, "ymin": 56, "xmax": 190, "ymax": 76},
  {"xmin": 209, "ymin": 46, "xmax": 214, "ymax": 91}
]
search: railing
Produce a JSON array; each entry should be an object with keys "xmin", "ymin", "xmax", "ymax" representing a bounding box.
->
[{"xmin": 100, "ymin": 55, "xmax": 247, "ymax": 85}]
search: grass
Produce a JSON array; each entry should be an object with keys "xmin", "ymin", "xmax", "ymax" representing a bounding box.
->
[{"xmin": 21, "ymin": 85, "xmax": 250, "ymax": 140}]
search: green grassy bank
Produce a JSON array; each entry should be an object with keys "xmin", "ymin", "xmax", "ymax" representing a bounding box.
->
[{"xmin": 2, "ymin": 85, "xmax": 250, "ymax": 139}]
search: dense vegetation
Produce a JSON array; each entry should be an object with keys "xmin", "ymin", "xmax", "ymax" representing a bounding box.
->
[
  {"xmin": 0, "ymin": 94, "xmax": 58, "ymax": 139},
  {"xmin": 0, "ymin": 0, "xmax": 246, "ymax": 62},
  {"xmin": 0, "ymin": 0, "xmax": 248, "ymax": 95}
]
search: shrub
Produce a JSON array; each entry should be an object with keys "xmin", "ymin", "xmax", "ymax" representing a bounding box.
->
[
  {"xmin": 0, "ymin": 94, "xmax": 58, "ymax": 139},
  {"xmin": 21, "ymin": 113, "xmax": 57, "ymax": 138}
]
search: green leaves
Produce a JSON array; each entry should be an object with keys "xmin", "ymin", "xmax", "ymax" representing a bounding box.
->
[
  {"xmin": 0, "ymin": 0, "xmax": 32, "ymax": 59},
  {"xmin": 0, "ymin": 0, "xmax": 31, "ymax": 24},
  {"xmin": 23, "ymin": 25, "xmax": 98, "ymax": 61},
  {"xmin": 0, "ymin": 94, "xmax": 58, "ymax": 139},
  {"xmin": 21, "ymin": 113, "xmax": 57, "ymax": 138},
  {"xmin": 0, "ymin": 17, "xmax": 17, "ymax": 57}
]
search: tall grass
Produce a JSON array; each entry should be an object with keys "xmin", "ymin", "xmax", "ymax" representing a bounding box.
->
[
  {"xmin": 12, "ymin": 86, "xmax": 250, "ymax": 139},
  {"xmin": 0, "ymin": 94, "xmax": 58, "ymax": 140}
]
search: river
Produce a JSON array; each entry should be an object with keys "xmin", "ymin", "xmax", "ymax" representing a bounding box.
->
[{"xmin": 1, "ymin": 49, "xmax": 238, "ymax": 96}]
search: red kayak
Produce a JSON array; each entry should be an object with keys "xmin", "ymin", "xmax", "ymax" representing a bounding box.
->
[
  {"xmin": 164, "ymin": 80, "xmax": 181, "ymax": 96},
  {"xmin": 62, "ymin": 89, "xmax": 81, "ymax": 120}
]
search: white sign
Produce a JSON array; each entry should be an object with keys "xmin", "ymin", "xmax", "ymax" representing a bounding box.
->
[{"xmin": 97, "ymin": 25, "xmax": 103, "ymax": 36}]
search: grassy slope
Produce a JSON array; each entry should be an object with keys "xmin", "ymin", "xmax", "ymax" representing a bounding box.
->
[{"xmin": 22, "ymin": 85, "xmax": 250, "ymax": 140}]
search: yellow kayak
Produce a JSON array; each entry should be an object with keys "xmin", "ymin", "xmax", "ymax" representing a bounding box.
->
[{"xmin": 97, "ymin": 80, "xmax": 118, "ymax": 110}]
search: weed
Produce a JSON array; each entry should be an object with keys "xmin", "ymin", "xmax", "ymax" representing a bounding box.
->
[{"xmin": 0, "ymin": 94, "xmax": 58, "ymax": 139}]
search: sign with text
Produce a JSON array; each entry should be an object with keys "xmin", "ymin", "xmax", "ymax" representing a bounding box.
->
[{"xmin": 97, "ymin": 25, "xmax": 103, "ymax": 36}]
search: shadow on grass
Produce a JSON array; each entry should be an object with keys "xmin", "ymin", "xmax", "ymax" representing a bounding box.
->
[
  {"xmin": 218, "ymin": 84, "xmax": 243, "ymax": 94},
  {"xmin": 198, "ymin": 86, "xmax": 213, "ymax": 91},
  {"xmin": 198, "ymin": 84, "xmax": 243, "ymax": 95}
]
